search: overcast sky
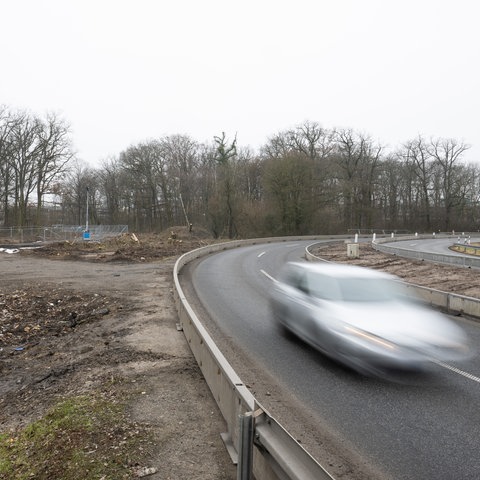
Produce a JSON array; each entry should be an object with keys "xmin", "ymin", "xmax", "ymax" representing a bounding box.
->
[{"xmin": 2, "ymin": 0, "xmax": 479, "ymax": 165}]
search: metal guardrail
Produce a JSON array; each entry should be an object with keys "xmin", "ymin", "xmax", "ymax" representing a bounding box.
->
[
  {"xmin": 372, "ymin": 234, "xmax": 480, "ymax": 268},
  {"xmin": 173, "ymin": 236, "xmax": 339, "ymax": 480}
]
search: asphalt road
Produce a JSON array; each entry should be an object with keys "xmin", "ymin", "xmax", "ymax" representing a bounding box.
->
[
  {"xmin": 385, "ymin": 237, "xmax": 478, "ymax": 256},
  {"xmin": 186, "ymin": 240, "xmax": 480, "ymax": 480}
]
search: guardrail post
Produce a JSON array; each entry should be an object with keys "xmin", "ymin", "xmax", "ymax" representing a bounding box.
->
[{"xmin": 237, "ymin": 412, "xmax": 254, "ymax": 480}]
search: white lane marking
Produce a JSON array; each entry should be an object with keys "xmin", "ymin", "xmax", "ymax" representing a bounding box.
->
[
  {"xmin": 258, "ymin": 251, "xmax": 266, "ymax": 258},
  {"xmin": 260, "ymin": 269, "xmax": 277, "ymax": 283},
  {"xmin": 434, "ymin": 360, "xmax": 480, "ymax": 384}
]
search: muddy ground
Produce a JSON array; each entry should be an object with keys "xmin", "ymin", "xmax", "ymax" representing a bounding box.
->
[
  {"xmin": 1, "ymin": 233, "xmax": 479, "ymax": 479},
  {"xmin": 0, "ymin": 229, "xmax": 236, "ymax": 479}
]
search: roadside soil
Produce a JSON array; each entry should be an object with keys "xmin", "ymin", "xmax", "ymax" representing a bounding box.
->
[{"xmin": 1, "ymin": 233, "xmax": 479, "ymax": 480}]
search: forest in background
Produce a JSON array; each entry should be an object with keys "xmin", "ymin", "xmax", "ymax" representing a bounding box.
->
[{"xmin": 0, "ymin": 105, "xmax": 477, "ymax": 238}]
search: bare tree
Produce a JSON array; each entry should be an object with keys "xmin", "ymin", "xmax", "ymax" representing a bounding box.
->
[
  {"xmin": 263, "ymin": 152, "xmax": 314, "ymax": 235},
  {"xmin": 261, "ymin": 121, "xmax": 335, "ymax": 161},
  {"xmin": 61, "ymin": 160, "xmax": 98, "ymax": 226},
  {"xmin": 289, "ymin": 121, "xmax": 336, "ymax": 161},
  {"xmin": 0, "ymin": 108, "xmax": 75, "ymax": 226},
  {"xmin": 333, "ymin": 129, "xmax": 382, "ymax": 231},
  {"xmin": 211, "ymin": 132, "xmax": 238, "ymax": 238},
  {"xmin": 97, "ymin": 158, "xmax": 125, "ymax": 224},
  {"xmin": 260, "ymin": 122, "xmax": 338, "ymax": 232},
  {"xmin": 376, "ymin": 156, "xmax": 402, "ymax": 229},
  {"xmin": 0, "ymin": 107, "xmax": 21, "ymax": 225},
  {"xmin": 34, "ymin": 113, "xmax": 75, "ymax": 224},
  {"xmin": 400, "ymin": 136, "xmax": 434, "ymax": 229},
  {"xmin": 119, "ymin": 142, "xmax": 165, "ymax": 231},
  {"xmin": 428, "ymin": 138, "xmax": 470, "ymax": 230},
  {"xmin": 8, "ymin": 112, "xmax": 44, "ymax": 226},
  {"xmin": 260, "ymin": 131, "xmax": 292, "ymax": 159},
  {"xmin": 160, "ymin": 134, "xmax": 199, "ymax": 226}
]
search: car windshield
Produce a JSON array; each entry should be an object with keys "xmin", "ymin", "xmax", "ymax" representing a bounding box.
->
[{"xmin": 308, "ymin": 274, "xmax": 406, "ymax": 302}]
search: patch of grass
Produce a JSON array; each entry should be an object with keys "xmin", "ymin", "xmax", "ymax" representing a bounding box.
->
[{"xmin": 0, "ymin": 392, "xmax": 153, "ymax": 480}]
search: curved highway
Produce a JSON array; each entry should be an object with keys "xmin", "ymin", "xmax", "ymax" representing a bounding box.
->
[
  {"xmin": 384, "ymin": 237, "xmax": 479, "ymax": 257},
  {"xmin": 183, "ymin": 240, "xmax": 480, "ymax": 480}
]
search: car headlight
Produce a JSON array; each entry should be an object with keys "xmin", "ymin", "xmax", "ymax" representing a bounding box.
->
[{"xmin": 344, "ymin": 326, "xmax": 397, "ymax": 351}]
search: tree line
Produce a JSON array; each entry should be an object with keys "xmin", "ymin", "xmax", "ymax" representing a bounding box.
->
[{"xmin": 1, "ymin": 107, "xmax": 477, "ymax": 237}]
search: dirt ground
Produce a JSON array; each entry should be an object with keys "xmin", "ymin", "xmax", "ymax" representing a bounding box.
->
[
  {"xmin": 0, "ymin": 228, "xmax": 236, "ymax": 479},
  {"xmin": 2, "ymin": 233, "xmax": 480, "ymax": 480}
]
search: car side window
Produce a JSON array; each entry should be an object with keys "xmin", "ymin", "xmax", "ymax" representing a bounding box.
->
[
  {"xmin": 282, "ymin": 268, "xmax": 299, "ymax": 287},
  {"xmin": 308, "ymin": 272, "xmax": 337, "ymax": 300},
  {"xmin": 282, "ymin": 267, "xmax": 309, "ymax": 294}
]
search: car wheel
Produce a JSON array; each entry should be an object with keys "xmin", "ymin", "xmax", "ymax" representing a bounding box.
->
[{"xmin": 271, "ymin": 307, "xmax": 294, "ymax": 339}]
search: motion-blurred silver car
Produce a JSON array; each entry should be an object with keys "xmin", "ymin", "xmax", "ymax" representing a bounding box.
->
[{"xmin": 270, "ymin": 261, "xmax": 469, "ymax": 376}]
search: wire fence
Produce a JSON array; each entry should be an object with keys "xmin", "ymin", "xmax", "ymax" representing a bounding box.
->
[{"xmin": 0, "ymin": 225, "xmax": 129, "ymax": 244}]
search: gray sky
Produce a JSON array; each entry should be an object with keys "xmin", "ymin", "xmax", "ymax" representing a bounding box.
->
[{"xmin": 2, "ymin": 0, "xmax": 479, "ymax": 165}]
